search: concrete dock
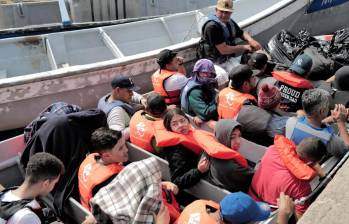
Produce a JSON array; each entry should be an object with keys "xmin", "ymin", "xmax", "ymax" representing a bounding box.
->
[{"xmin": 299, "ymin": 155, "xmax": 349, "ymax": 224}]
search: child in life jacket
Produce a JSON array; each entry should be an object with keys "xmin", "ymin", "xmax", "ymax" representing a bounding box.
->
[
  {"xmin": 154, "ymin": 108, "xmax": 210, "ymax": 189},
  {"xmin": 202, "ymin": 119, "xmax": 254, "ymax": 192},
  {"xmin": 129, "ymin": 93, "xmax": 168, "ymax": 154}
]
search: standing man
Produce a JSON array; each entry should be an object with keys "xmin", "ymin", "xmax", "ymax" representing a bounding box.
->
[
  {"xmin": 98, "ymin": 76, "xmax": 146, "ymax": 139},
  {"xmin": 151, "ymin": 49, "xmax": 188, "ymax": 105},
  {"xmin": 198, "ymin": 0, "xmax": 262, "ymax": 73}
]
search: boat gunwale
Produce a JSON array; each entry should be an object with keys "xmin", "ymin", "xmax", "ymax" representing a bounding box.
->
[{"xmin": 0, "ymin": 0, "xmax": 297, "ymax": 88}]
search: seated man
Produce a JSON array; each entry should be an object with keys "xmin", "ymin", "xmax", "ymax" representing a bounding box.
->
[
  {"xmin": 258, "ymin": 84, "xmax": 294, "ymax": 138},
  {"xmin": 78, "ymin": 127, "xmax": 179, "ymax": 221},
  {"xmin": 272, "ymin": 54, "xmax": 314, "ymax": 112},
  {"xmin": 286, "ymin": 89, "xmax": 349, "ymax": 157},
  {"xmin": 181, "ymin": 59, "xmax": 219, "ymax": 122},
  {"xmin": 130, "ymin": 92, "xmax": 167, "ymax": 153},
  {"xmin": 197, "ymin": 0, "xmax": 261, "ymax": 74},
  {"xmin": 317, "ymin": 65, "xmax": 349, "ymax": 107},
  {"xmin": 218, "ymin": 65, "xmax": 275, "ymax": 145},
  {"xmin": 78, "ymin": 127, "xmax": 127, "ymax": 210},
  {"xmin": 0, "ymin": 153, "xmax": 64, "ymax": 224},
  {"xmin": 218, "ymin": 64, "xmax": 258, "ymax": 119},
  {"xmin": 89, "ymin": 158, "xmax": 178, "ymax": 224},
  {"xmin": 249, "ymin": 136, "xmax": 326, "ymax": 220},
  {"xmin": 97, "ymin": 76, "xmax": 146, "ymax": 139},
  {"xmin": 151, "ymin": 49, "xmax": 188, "ymax": 105}
]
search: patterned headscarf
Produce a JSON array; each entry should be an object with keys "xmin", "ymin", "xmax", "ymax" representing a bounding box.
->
[{"xmin": 192, "ymin": 59, "xmax": 218, "ymax": 87}]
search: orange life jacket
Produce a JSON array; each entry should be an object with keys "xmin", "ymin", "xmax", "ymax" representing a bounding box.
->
[
  {"xmin": 218, "ymin": 87, "xmax": 256, "ymax": 119},
  {"xmin": 274, "ymin": 135, "xmax": 316, "ymax": 180},
  {"xmin": 151, "ymin": 69, "xmax": 182, "ymax": 104},
  {"xmin": 176, "ymin": 200, "xmax": 220, "ymax": 224},
  {"xmin": 272, "ymin": 71, "xmax": 313, "ymax": 89},
  {"xmin": 154, "ymin": 121, "xmax": 248, "ymax": 167},
  {"xmin": 129, "ymin": 111, "xmax": 156, "ymax": 153},
  {"xmin": 162, "ymin": 190, "xmax": 181, "ymax": 223},
  {"xmin": 78, "ymin": 153, "xmax": 124, "ymax": 210}
]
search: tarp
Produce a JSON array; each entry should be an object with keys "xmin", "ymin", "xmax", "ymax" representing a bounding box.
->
[{"xmin": 307, "ymin": 0, "xmax": 349, "ymax": 13}]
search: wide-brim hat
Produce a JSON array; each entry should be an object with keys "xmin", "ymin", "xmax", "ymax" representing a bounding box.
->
[{"xmin": 216, "ymin": 0, "xmax": 233, "ymax": 12}]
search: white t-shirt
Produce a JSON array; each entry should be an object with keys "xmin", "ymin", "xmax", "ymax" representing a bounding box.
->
[
  {"xmin": 107, "ymin": 91, "xmax": 143, "ymax": 139},
  {"xmin": 0, "ymin": 190, "xmax": 41, "ymax": 224},
  {"xmin": 163, "ymin": 73, "xmax": 188, "ymax": 92}
]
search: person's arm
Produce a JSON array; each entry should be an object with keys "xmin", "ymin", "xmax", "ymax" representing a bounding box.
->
[
  {"xmin": 165, "ymin": 146, "xmax": 208, "ymax": 189},
  {"xmin": 326, "ymin": 74, "xmax": 335, "ymax": 82},
  {"xmin": 277, "ymin": 192, "xmax": 294, "ymax": 224},
  {"xmin": 332, "ymin": 104, "xmax": 349, "ymax": 146},
  {"xmin": 132, "ymin": 91, "xmax": 147, "ymax": 107},
  {"xmin": 215, "ymin": 42, "xmax": 252, "ymax": 55},
  {"xmin": 107, "ymin": 107, "xmax": 131, "ymax": 139},
  {"xmin": 241, "ymin": 31, "xmax": 262, "ymax": 51},
  {"xmin": 13, "ymin": 211, "xmax": 41, "ymax": 224},
  {"xmin": 188, "ymin": 89, "xmax": 218, "ymax": 121},
  {"xmin": 293, "ymin": 183, "xmax": 312, "ymax": 221},
  {"xmin": 205, "ymin": 22, "xmax": 251, "ymax": 55}
]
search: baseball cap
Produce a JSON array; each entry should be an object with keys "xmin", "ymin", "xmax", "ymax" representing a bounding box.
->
[
  {"xmin": 229, "ymin": 64, "xmax": 261, "ymax": 81},
  {"xmin": 216, "ymin": 0, "xmax": 233, "ymax": 12},
  {"xmin": 333, "ymin": 66, "xmax": 349, "ymax": 91},
  {"xmin": 220, "ymin": 192, "xmax": 271, "ymax": 223},
  {"xmin": 248, "ymin": 52, "xmax": 268, "ymax": 70},
  {"xmin": 289, "ymin": 54, "xmax": 313, "ymax": 76},
  {"xmin": 111, "ymin": 76, "xmax": 140, "ymax": 91},
  {"xmin": 157, "ymin": 49, "xmax": 177, "ymax": 68}
]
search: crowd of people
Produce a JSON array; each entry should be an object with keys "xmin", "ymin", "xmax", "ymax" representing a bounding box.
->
[{"xmin": 1, "ymin": 0, "xmax": 349, "ymax": 223}]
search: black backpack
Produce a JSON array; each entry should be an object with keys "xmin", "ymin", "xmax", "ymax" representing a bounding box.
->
[
  {"xmin": 0, "ymin": 187, "xmax": 58, "ymax": 223},
  {"xmin": 24, "ymin": 102, "xmax": 81, "ymax": 143}
]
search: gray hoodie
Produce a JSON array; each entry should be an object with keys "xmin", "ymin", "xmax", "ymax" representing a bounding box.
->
[
  {"xmin": 214, "ymin": 119, "xmax": 241, "ymax": 148},
  {"xmin": 203, "ymin": 119, "xmax": 254, "ymax": 192}
]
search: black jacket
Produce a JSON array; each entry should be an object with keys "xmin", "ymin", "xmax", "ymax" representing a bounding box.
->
[
  {"xmin": 160, "ymin": 145, "xmax": 205, "ymax": 189},
  {"xmin": 20, "ymin": 109, "xmax": 107, "ymax": 216}
]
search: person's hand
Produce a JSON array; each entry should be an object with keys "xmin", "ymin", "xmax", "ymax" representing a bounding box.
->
[
  {"xmin": 82, "ymin": 214, "xmax": 97, "ymax": 224},
  {"xmin": 207, "ymin": 120, "xmax": 216, "ymax": 130},
  {"xmin": 248, "ymin": 39, "xmax": 262, "ymax": 51},
  {"xmin": 140, "ymin": 97, "xmax": 147, "ymax": 108},
  {"xmin": 296, "ymin": 109, "xmax": 306, "ymax": 117},
  {"xmin": 197, "ymin": 157, "xmax": 210, "ymax": 173},
  {"xmin": 167, "ymin": 104, "xmax": 177, "ymax": 110},
  {"xmin": 175, "ymin": 56, "xmax": 184, "ymax": 65},
  {"xmin": 311, "ymin": 162, "xmax": 326, "ymax": 178},
  {"xmin": 243, "ymin": 44, "xmax": 253, "ymax": 52},
  {"xmin": 277, "ymin": 192, "xmax": 294, "ymax": 223},
  {"xmin": 176, "ymin": 56, "xmax": 187, "ymax": 75},
  {"xmin": 193, "ymin": 116, "xmax": 204, "ymax": 127},
  {"xmin": 331, "ymin": 104, "xmax": 348, "ymax": 123},
  {"xmin": 161, "ymin": 181, "xmax": 179, "ymax": 195}
]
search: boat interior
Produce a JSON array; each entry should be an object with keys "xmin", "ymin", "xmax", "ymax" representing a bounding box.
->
[{"xmin": 0, "ymin": 132, "xmax": 345, "ymax": 224}]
